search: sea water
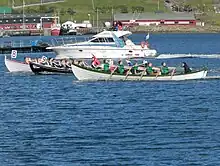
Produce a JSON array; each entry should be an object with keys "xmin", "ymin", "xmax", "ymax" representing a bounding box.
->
[{"xmin": 0, "ymin": 33, "xmax": 220, "ymax": 165}]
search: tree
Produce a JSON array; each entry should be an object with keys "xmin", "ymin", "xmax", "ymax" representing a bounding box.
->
[
  {"xmin": 39, "ymin": 5, "xmax": 48, "ymax": 13},
  {"xmin": 60, "ymin": 8, "xmax": 65, "ymax": 16},
  {"xmin": 118, "ymin": 5, "xmax": 128, "ymax": 13},
  {"xmin": 47, "ymin": 6, "xmax": 57, "ymax": 13},
  {"xmin": 67, "ymin": 8, "xmax": 76, "ymax": 20}
]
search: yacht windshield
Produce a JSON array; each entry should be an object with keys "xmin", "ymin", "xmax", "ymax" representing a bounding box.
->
[{"xmin": 112, "ymin": 33, "xmax": 125, "ymax": 48}]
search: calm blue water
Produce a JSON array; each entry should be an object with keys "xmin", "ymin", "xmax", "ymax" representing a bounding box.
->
[{"xmin": 0, "ymin": 34, "xmax": 220, "ymax": 165}]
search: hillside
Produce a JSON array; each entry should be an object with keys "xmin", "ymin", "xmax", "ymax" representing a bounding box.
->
[
  {"xmin": 0, "ymin": 0, "xmax": 169, "ymax": 22},
  {"xmin": 1, "ymin": 0, "xmax": 220, "ymax": 26}
]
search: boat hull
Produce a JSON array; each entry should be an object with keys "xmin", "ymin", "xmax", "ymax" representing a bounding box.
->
[
  {"xmin": 53, "ymin": 47, "xmax": 157, "ymax": 59},
  {"xmin": 71, "ymin": 64, "xmax": 208, "ymax": 81},
  {"xmin": 4, "ymin": 56, "xmax": 31, "ymax": 72},
  {"xmin": 29, "ymin": 62, "xmax": 72, "ymax": 74}
]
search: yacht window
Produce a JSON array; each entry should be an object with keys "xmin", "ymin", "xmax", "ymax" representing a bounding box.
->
[
  {"xmin": 90, "ymin": 38, "xmax": 102, "ymax": 42},
  {"xmin": 90, "ymin": 37, "xmax": 114, "ymax": 43},
  {"xmin": 105, "ymin": 38, "xmax": 114, "ymax": 42}
]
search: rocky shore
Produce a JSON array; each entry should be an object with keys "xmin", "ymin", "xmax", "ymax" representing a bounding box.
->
[{"xmin": 129, "ymin": 25, "xmax": 220, "ymax": 33}]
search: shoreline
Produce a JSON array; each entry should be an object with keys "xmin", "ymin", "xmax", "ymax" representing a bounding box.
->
[{"xmin": 129, "ymin": 25, "xmax": 220, "ymax": 34}]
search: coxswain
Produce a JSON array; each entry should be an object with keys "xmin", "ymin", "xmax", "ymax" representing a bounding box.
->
[{"xmin": 182, "ymin": 62, "xmax": 192, "ymax": 74}]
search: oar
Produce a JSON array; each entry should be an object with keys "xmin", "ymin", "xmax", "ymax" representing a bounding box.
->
[
  {"xmin": 155, "ymin": 72, "xmax": 160, "ymax": 79},
  {"xmin": 107, "ymin": 66, "xmax": 118, "ymax": 80},
  {"xmin": 123, "ymin": 66, "xmax": 133, "ymax": 81},
  {"xmin": 139, "ymin": 69, "xmax": 146, "ymax": 80},
  {"xmin": 170, "ymin": 68, "xmax": 176, "ymax": 79}
]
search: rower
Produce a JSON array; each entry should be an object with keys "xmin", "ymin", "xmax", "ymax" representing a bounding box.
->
[
  {"xmin": 117, "ymin": 60, "xmax": 124, "ymax": 74},
  {"xmin": 91, "ymin": 55, "xmax": 101, "ymax": 68},
  {"xmin": 146, "ymin": 63, "xmax": 160, "ymax": 76},
  {"xmin": 103, "ymin": 59, "xmax": 109, "ymax": 72},
  {"xmin": 131, "ymin": 62, "xmax": 139, "ymax": 75},
  {"xmin": 24, "ymin": 57, "xmax": 31, "ymax": 64},
  {"xmin": 160, "ymin": 62, "xmax": 169, "ymax": 75}
]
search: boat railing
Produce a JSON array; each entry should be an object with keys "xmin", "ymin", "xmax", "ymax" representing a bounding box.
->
[
  {"xmin": 0, "ymin": 36, "xmax": 117, "ymax": 49},
  {"xmin": 49, "ymin": 36, "xmax": 91, "ymax": 47},
  {"xmin": 49, "ymin": 36, "xmax": 117, "ymax": 49}
]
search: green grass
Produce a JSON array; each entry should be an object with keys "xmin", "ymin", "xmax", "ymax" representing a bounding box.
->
[
  {"xmin": 0, "ymin": 0, "xmax": 169, "ymax": 22},
  {"xmin": 1, "ymin": 0, "xmax": 220, "ymax": 25}
]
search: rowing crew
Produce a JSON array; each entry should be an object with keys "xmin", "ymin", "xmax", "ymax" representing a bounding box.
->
[
  {"xmin": 89, "ymin": 58, "xmax": 192, "ymax": 76},
  {"xmin": 24, "ymin": 57, "xmax": 73, "ymax": 69}
]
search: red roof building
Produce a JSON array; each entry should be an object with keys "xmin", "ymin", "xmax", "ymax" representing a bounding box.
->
[{"xmin": 114, "ymin": 13, "xmax": 197, "ymax": 26}]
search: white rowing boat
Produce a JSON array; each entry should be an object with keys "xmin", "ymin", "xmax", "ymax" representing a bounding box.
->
[
  {"xmin": 71, "ymin": 64, "xmax": 207, "ymax": 81},
  {"xmin": 4, "ymin": 56, "xmax": 31, "ymax": 72}
]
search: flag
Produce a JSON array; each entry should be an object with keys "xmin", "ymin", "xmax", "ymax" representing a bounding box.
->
[
  {"xmin": 145, "ymin": 33, "xmax": 150, "ymax": 40},
  {"xmin": 11, "ymin": 50, "xmax": 17, "ymax": 58}
]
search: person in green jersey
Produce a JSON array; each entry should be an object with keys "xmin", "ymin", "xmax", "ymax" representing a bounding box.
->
[
  {"xmin": 117, "ymin": 60, "xmax": 124, "ymax": 74},
  {"xmin": 160, "ymin": 62, "xmax": 169, "ymax": 75},
  {"xmin": 131, "ymin": 62, "xmax": 139, "ymax": 74},
  {"xmin": 103, "ymin": 59, "xmax": 109, "ymax": 72},
  {"xmin": 146, "ymin": 62, "xmax": 153, "ymax": 75},
  {"xmin": 146, "ymin": 63, "xmax": 160, "ymax": 76}
]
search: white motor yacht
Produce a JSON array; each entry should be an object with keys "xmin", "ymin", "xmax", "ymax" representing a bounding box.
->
[{"xmin": 47, "ymin": 30, "xmax": 157, "ymax": 59}]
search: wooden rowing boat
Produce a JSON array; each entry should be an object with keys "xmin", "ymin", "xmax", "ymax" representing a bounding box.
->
[{"xmin": 71, "ymin": 64, "xmax": 207, "ymax": 81}]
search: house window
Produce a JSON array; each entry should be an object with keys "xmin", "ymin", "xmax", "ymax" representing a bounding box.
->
[
  {"xmin": 160, "ymin": 21, "xmax": 164, "ymax": 24},
  {"xmin": 175, "ymin": 21, "xmax": 178, "ymax": 24},
  {"xmin": 189, "ymin": 21, "xmax": 194, "ymax": 24}
]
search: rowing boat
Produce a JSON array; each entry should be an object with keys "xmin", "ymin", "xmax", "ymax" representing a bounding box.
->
[
  {"xmin": 71, "ymin": 64, "xmax": 207, "ymax": 81},
  {"xmin": 4, "ymin": 56, "xmax": 31, "ymax": 72},
  {"xmin": 29, "ymin": 61, "xmax": 72, "ymax": 74}
]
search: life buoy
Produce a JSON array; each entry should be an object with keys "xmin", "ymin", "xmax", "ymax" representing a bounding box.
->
[{"xmin": 141, "ymin": 41, "xmax": 145, "ymax": 48}]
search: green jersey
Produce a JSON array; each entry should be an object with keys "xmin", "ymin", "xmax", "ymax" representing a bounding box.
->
[
  {"xmin": 133, "ymin": 65, "xmax": 138, "ymax": 71},
  {"xmin": 104, "ymin": 63, "xmax": 109, "ymax": 72},
  {"xmin": 146, "ymin": 66, "xmax": 153, "ymax": 74},
  {"xmin": 161, "ymin": 66, "xmax": 169, "ymax": 75},
  {"xmin": 118, "ymin": 64, "xmax": 124, "ymax": 74}
]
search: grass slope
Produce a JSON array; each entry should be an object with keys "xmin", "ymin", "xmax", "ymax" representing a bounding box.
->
[
  {"xmin": 1, "ymin": 0, "xmax": 220, "ymax": 25},
  {"xmin": 0, "ymin": 0, "xmax": 168, "ymax": 21}
]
